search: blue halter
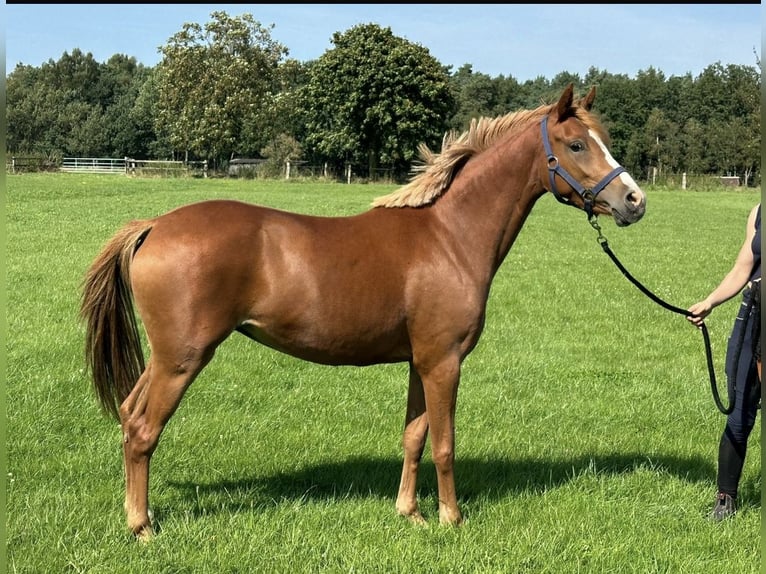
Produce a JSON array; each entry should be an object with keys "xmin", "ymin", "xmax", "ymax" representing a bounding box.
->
[{"xmin": 540, "ymin": 115, "xmax": 626, "ymax": 220}]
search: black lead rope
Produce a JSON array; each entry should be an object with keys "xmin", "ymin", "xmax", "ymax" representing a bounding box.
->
[{"xmin": 589, "ymin": 217, "xmax": 736, "ymax": 415}]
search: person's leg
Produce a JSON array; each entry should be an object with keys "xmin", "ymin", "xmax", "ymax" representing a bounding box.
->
[{"xmin": 711, "ymin": 294, "xmax": 760, "ymax": 520}]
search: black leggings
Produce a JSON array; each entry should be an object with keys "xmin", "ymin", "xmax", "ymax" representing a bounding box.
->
[{"xmin": 717, "ymin": 286, "xmax": 761, "ymax": 497}]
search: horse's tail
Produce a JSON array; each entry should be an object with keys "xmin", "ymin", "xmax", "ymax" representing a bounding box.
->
[{"xmin": 80, "ymin": 220, "xmax": 152, "ymax": 420}]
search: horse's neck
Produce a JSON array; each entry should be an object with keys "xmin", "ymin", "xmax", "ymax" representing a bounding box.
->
[{"xmin": 434, "ymin": 128, "xmax": 546, "ymax": 279}]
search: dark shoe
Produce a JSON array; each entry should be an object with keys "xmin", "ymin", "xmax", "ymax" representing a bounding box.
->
[{"xmin": 709, "ymin": 492, "xmax": 736, "ymax": 522}]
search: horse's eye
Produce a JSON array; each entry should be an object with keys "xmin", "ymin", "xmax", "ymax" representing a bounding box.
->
[{"xmin": 569, "ymin": 141, "xmax": 585, "ymax": 152}]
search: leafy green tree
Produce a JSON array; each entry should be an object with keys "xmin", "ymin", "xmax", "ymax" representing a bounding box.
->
[
  {"xmin": 48, "ymin": 49, "xmax": 102, "ymax": 106},
  {"xmin": 97, "ymin": 54, "xmax": 142, "ymax": 108},
  {"xmin": 588, "ymin": 72, "xmax": 637, "ymax": 165},
  {"xmin": 131, "ymin": 68, "xmax": 173, "ymax": 159},
  {"xmin": 7, "ymin": 51, "xmax": 152, "ymax": 157},
  {"xmin": 516, "ymin": 75, "xmax": 552, "ymax": 109},
  {"xmin": 66, "ymin": 102, "xmax": 108, "ymax": 156},
  {"xmin": 632, "ymin": 67, "xmax": 668, "ymax": 119},
  {"xmin": 448, "ymin": 64, "xmax": 501, "ymax": 131},
  {"xmin": 301, "ymin": 23, "xmax": 455, "ymax": 179},
  {"xmin": 447, "ymin": 66, "xmax": 523, "ymax": 131},
  {"xmin": 154, "ymin": 10, "xmax": 288, "ymax": 165},
  {"xmin": 706, "ymin": 117, "xmax": 753, "ymax": 179},
  {"xmin": 723, "ymin": 63, "xmax": 760, "ymax": 184},
  {"xmin": 687, "ymin": 62, "xmax": 730, "ymax": 125},
  {"xmin": 683, "ymin": 63, "xmax": 760, "ymax": 181},
  {"xmin": 245, "ymin": 58, "xmax": 312, "ymax": 159},
  {"xmin": 643, "ymin": 108, "xmax": 681, "ymax": 174},
  {"xmin": 492, "ymin": 74, "xmax": 524, "ymax": 115},
  {"xmin": 97, "ymin": 55, "xmax": 154, "ymax": 157},
  {"xmin": 104, "ymin": 71, "xmax": 152, "ymax": 158},
  {"xmin": 549, "ymin": 71, "xmax": 583, "ymax": 96},
  {"xmin": 7, "ymin": 64, "xmax": 48, "ymax": 152},
  {"xmin": 259, "ymin": 133, "xmax": 302, "ymax": 177},
  {"xmin": 663, "ymin": 73, "xmax": 694, "ymax": 127},
  {"xmin": 680, "ymin": 118, "xmax": 707, "ymax": 174},
  {"xmin": 7, "ymin": 63, "xmax": 103, "ymax": 156},
  {"xmin": 583, "ymin": 66, "xmax": 610, "ymax": 88}
]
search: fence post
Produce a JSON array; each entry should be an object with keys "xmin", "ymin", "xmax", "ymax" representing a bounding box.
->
[
  {"xmin": 11, "ymin": 157, "xmax": 15, "ymax": 174},
  {"xmin": 285, "ymin": 159, "xmax": 291, "ymax": 180},
  {"xmin": 323, "ymin": 162, "xmax": 328, "ymax": 178},
  {"xmin": 203, "ymin": 160, "xmax": 208, "ymax": 179},
  {"xmin": 346, "ymin": 163, "xmax": 351, "ymax": 184},
  {"xmin": 681, "ymin": 172, "xmax": 686, "ymax": 190}
]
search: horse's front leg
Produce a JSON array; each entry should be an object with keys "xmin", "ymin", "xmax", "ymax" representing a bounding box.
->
[
  {"xmin": 396, "ymin": 363, "xmax": 428, "ymax": 524},
  {"xmin": 418, "ymin": 355, "xmax": 463, "ymax": 525}
]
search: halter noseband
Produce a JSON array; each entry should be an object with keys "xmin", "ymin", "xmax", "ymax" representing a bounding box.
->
[{"xmin": 540, "ymin": 115, "xmax": 626, "ymax": 220}]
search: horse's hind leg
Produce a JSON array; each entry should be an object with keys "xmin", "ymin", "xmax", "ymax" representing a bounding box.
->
[
  {"xmin": 119, "ymin": 347, "xmax": 215, "ymax": 540},
  {"xmin": 119, "ymin": 365, "xmax": 152, "ymax": 538},
  {"xmin": 396, "ymin": 363, "xmax": 429, "ymax": 524}
]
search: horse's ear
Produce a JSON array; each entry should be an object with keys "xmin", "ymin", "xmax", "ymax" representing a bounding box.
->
[
  {"xmin": 556, "ymin": 83, "xmax": 575, "ymax": 120},
  {"xmin": 580, "ymin": 86, "xmax": 596, "ymax": 111}
]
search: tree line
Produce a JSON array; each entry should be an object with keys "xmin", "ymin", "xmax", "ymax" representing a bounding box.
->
[{"xmin": 6, "ymin": 11, "xmax": 761, "ymax": 184}]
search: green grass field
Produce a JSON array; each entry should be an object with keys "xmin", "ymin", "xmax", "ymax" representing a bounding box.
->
[{"xmin": 7, "ymin": 173, "xmax": 761, "ymax": 573}]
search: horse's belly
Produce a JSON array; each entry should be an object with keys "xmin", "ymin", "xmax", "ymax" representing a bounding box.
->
[{"xmin": 237, "ymin": 317, "xmax": 411, "ymax": 366}]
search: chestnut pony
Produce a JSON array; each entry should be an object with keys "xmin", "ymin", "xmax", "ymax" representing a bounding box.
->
[{"xmin": 81, "ymin": 84, "xmax": 646, "ymax": 539}]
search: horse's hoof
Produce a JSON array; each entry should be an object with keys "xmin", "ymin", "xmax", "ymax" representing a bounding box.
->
[
  {"xmin": 438, "ymin": 512, "xmax": 464, "ymax": 527},
  {"xmin": 134, "ymin": 525, "xmax": 154, "ymax": 543},
  {"xmin": 400, "ymin": 510, "xmax": 428, "ymax": 527},
  {"xmin": 410, "ymin": 515, "xmax": 430, "ymax": 528}
]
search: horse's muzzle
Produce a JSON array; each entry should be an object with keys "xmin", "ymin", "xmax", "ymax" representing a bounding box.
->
[{"xmin": 611, "ymin": 192, "xmax": 646, "ymax": 227}]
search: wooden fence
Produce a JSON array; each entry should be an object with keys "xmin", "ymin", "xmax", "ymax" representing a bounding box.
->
[
  {"xmin": 125, "ymin": 158, "xmax": 207, "ymax": 178},
  {"xmin": 7, "ymin": 156, "xmax": 60, "ymax": 173}
]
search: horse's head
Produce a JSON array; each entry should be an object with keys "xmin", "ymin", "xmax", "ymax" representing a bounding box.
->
[{"xmin": 540, "ymin": 84, "xmax": 646, "ymax": 226}]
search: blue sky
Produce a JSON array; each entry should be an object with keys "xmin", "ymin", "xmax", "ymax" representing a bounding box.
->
[{"xmin": 5, "ymin": 4, "xmax": 762, "ymax": 81}]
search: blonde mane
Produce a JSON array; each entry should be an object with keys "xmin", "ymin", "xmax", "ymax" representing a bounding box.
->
[{"xmin": 372, "ymin": 102, "xmax": 604, "ymax": 208}]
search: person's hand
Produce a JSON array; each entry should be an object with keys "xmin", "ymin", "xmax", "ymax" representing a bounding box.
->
[{"xmin": 687, "ymin": 300, "xmax": 712, "ymax": 328}]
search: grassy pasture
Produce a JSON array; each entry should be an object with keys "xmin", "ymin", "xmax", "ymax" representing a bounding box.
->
[{"xmin": 6, "ymin": 174, "xmax": 761, "ymax": 573}]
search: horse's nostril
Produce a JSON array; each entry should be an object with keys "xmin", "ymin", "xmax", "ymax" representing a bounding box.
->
[{"xmin": 626, "ymin": 191, "xmax": 643, "ymax": 207}]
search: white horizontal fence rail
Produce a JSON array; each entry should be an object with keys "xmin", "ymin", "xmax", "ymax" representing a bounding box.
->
[
  {"xmin": 55, "ymin": 157, "xmax": 207, "ymax": 177},
  {"xmin": 61, "ymin": 157, "xmax": 126, "ymax": 174}
]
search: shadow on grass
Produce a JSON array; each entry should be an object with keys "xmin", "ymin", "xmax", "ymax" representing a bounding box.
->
[{"xmin": 163, "ymin": 451, "xmax": 747, "ymax": 521}]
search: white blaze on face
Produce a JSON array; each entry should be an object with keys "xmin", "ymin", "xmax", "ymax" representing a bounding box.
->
[{"xmin": 588, "ymin": 129, "xmax": 643, "ymax": 195}]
